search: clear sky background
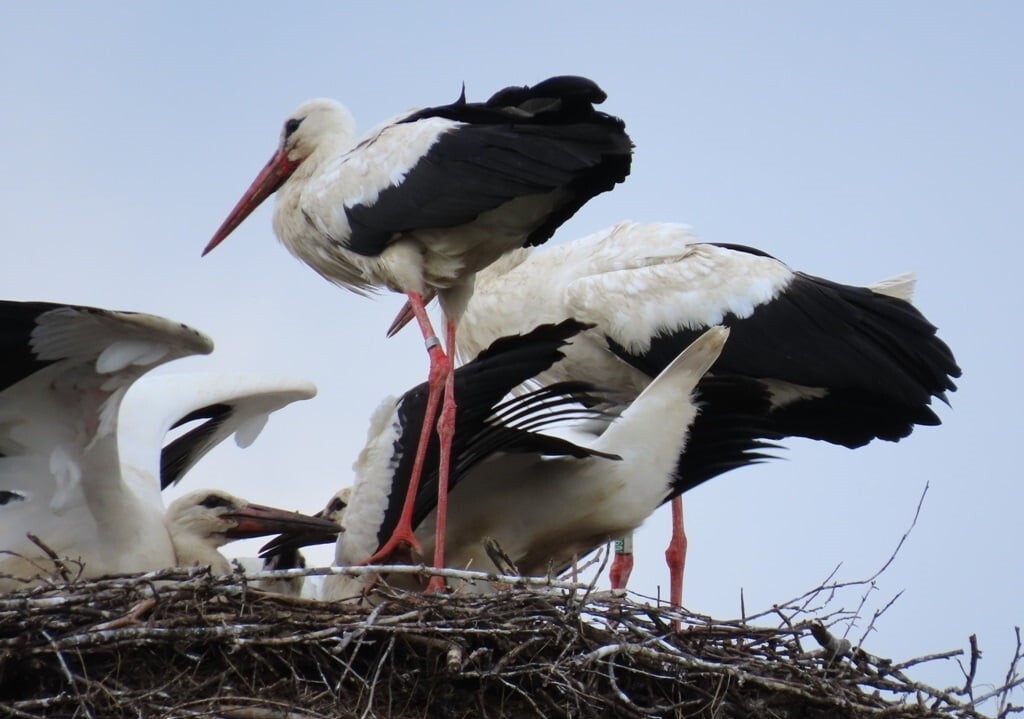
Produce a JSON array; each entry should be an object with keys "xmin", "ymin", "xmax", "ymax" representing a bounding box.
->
[{"xmin": 2, "ymin": 2, "xmax": 1020, "ymax": 702}]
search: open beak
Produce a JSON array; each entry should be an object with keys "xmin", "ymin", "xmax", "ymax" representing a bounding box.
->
[
  {"xmin": 224, "ymin": 503, "xmax": 342, "ymax": 540},
  {"xmin": 202, "ymin": 148, "xmax": 301, "ymax": 256}
]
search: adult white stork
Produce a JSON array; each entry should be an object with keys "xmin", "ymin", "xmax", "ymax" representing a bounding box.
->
[
  {"xmin": 202, "ymin": 76, "xmax": 633, "ymax": 591},
  {"xmin": 0, "ymin": 300, "xmax": 327, "ymax": 590},
  {"xmin": 263, "ymin": 321, "xmax": 739, "ymax": 602},
  {"xmin": 446, "ymin": 221, "xmax": 962, "ymax": 607}
]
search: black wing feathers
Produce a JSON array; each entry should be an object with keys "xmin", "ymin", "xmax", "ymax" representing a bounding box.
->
[
  {"xmin": 344, "ymin": 76, "xmax": 632, "ymax": 256},
  {"xmin": 160, "ymin": 404, "xmax": 234, "ymax": 489},
  {"xmin": 609, "ymin": 273, "xmax": 960, "ymax": 449},
  {"xmin": 669, "ymin": 375, "xmax": 784, "ymax": 499},
  {"xmin": 0, "ymin": 301, "xmax": 116, "ymax": 392},
  {"xmin": 260, "ymin": 321, "xmax": 608, "ymax": 558},
  {"xmin": 380, "ymin": 320, "xmax": 603, "ymax": 545}
]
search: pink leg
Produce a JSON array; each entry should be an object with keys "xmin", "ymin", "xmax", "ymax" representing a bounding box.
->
[
  {"xmin": 665, "ymin": 496, "xmax": 687, "ymax": 615},
  {"xmin": 609, "ymin": 534, "xmax": 634, "ymax": 590},
  {"xmin": 424, "ymin": 317, "xmax": 458, "ymax": 593},
  {"xmin": 364, "ymin": 292, "xmax": 451, "ymax": 572}
]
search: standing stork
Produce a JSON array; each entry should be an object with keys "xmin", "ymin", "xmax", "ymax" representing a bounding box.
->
[
  {"xmin": 449, "ymin": 221, "xmax": 962, "ymax": 607},
  {"xmin": 202, "ymin": 76, "xmax": 633, "ymax": 590},
  {"xmin": 0, "ymin": 300, "xmax": 331, "ymax": 590}
]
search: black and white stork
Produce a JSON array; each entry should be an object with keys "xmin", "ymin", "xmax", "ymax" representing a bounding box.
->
[
  {"xmin": 262, "ymin": 321, "xmax": 760, "ymax": 601},
  {"xmin": 450, "ymin": 221, "xmax": 962, "ymax": 608},
  {"xmin": 202, "ymin": 76, "xmax": 633, "ymax": 591}
]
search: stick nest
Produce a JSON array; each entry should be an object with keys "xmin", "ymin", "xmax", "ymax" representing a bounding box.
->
[{"xmin": 0, "ymin": 566, "xmax": 1019, "ymax": 719}]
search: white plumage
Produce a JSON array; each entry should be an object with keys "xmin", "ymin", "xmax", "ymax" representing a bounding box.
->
[
  {"xmin": 0, "ymin": 302, "xmax": 211, "ymax": 589},
  {"xmin": 119, "ymin": 372, "xmax": 317, "ymax": 504},
  {"xmin": 0, "ymin": 301, "xmax": 329, "ymax": 591}
]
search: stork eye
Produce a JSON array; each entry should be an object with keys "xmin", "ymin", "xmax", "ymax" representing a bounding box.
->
[
  {"xmin": 328, "ymin": 497, "xmax": 348, "ymax": 513},
  {"xmin": 0, "ymin": 490, "xmax": 26, "ymax": 506},
  {"xmin": 284, "ymin": 117, "xmax": 303, "ymax": 137},
  {"xmin": 198, "ymin": 494, "xmax": 234, "ymax": 510}
]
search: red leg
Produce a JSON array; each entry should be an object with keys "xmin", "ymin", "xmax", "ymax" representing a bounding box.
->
[
  {"xmin": 665, "ymin": 496, "xmax": 687, "ymax": 615},
  {"xmin": 609, "ymin": 534, "xmax": 634, "ymax": 590},
  {"xmin": 424, "ymin": 317, "xmax": 458, "ymax": 593},
  {"xmin": 364, "ymin": 292, "xmax": 451, "ymax": 568}
]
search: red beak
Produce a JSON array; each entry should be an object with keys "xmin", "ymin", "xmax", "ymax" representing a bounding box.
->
[
  {"xmin": 202, "ymin": 148, "xmax": 302, "ymax": 256},
  {"xmin": 224, "ymin": 503, "xmax": 342, "ymax": 540}
]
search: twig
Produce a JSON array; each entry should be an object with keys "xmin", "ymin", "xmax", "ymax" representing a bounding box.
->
[
  {"xmin": 89, "ymin": 597, "xmax": 157, "ymax": 631},
  {"xmin": 25, "ymin": 533, "xmax": 74, "ymax": 582}
]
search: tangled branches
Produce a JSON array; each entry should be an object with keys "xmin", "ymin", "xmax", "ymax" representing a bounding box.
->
[{"xmin": 1, "ymin": 565, "xmax": 1020, "ymax": 719}]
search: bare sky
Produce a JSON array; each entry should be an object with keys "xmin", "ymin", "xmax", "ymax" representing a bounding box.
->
[{"xmin": 1, "ymin": 2, "xmax": 1020, "ymax": 698}]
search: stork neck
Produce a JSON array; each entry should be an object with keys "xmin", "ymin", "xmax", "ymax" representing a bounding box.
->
[
  {"xmin": 76, "ymin": 438, "xmax": 142, "ymax": 542},
  {"xmin": 170, "ymin": 532, "xmax": 231, "ymax": 574}
]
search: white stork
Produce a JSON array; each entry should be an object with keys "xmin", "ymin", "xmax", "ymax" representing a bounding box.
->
[
  {"xmin": 202, "ymin": 76, "xmax": 633, "ymax": 591},
  {"xmin": 260, "ymin": 321, "xmax": 733, "ymax": 601},
  {"xmin": 0, "ymin": 300, "xmax": 331, "ymax": 590},
  {"xmin": 445, "ymin": 221, "xmax": 962, "ymax": 607}
]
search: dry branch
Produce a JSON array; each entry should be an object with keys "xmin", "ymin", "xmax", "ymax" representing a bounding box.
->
[{"xmin": 1, "ymin": 565, "xmax": 1020, "ymax": 719}]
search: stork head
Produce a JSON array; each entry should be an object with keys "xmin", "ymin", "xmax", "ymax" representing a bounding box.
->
[
  {"xmin": 165, "ymin": 489, "xmax": 342, "ymax": 551},
  {"xmin": 318, "ymin": 486, "xmax": 352, "ymax": 526},
  {"xmin": 202, "ymin": 98, "xmax": 356, "ymax": 256}
]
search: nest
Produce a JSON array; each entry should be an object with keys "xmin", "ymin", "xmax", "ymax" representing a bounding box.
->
[{"xmin": 1, "ymin": 564, "xmax": 1020, "ymax": 719}]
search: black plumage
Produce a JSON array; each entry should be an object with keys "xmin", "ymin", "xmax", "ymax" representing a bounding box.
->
[
  {"xmin": 344, "ymin": 76, "xmax": 632, "ymax": 256},
  {"xmin": 609, "ymin": 263, "xmax": 961, "ymax": 450}
]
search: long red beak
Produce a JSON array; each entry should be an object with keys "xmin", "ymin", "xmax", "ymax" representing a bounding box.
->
[
  {"xmin": 202, "ymin": 148, "xmax": 301, "ymax": 256},
  {"xmin": 224, "ymin": 503, "xmax": 342, "ymax": 540}
]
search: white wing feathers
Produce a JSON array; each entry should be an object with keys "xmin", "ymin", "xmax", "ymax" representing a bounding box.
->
[{"xmin": 1, "ymin": 303, "xmax": 212, "ymax": 527}]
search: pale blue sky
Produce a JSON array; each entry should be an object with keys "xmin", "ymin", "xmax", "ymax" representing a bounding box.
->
[{"xmin": 1, "ymin": 3, "xmax": 1020, "ymax": 700}]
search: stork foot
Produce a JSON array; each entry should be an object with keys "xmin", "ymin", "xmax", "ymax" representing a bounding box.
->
[
  {"xmin": 424, "ymin": 574, "xmax": 448, "ymax": 593},
  {"xmin": 363, "ymin": 525, "xmax": 423, "ymax": 566}
]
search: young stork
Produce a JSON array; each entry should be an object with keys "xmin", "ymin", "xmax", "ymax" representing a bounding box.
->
[
  {"xmin": 0, "ymin": 301, "xmax": 328, "ymax": 590},
  {"xmin": 445, "ymin": 221, "xmax": 962, "ymax": 607},
  {"xmin": 165, "ymin": 489, "xmax": 340, "ymax": 576},
  {"xmin": 202, "ymin": 76, "xmax": 633, "ymax": 590},
  {"xmin": 248, "ymin": 488, "xmax": 351, "ymax": 597}
]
